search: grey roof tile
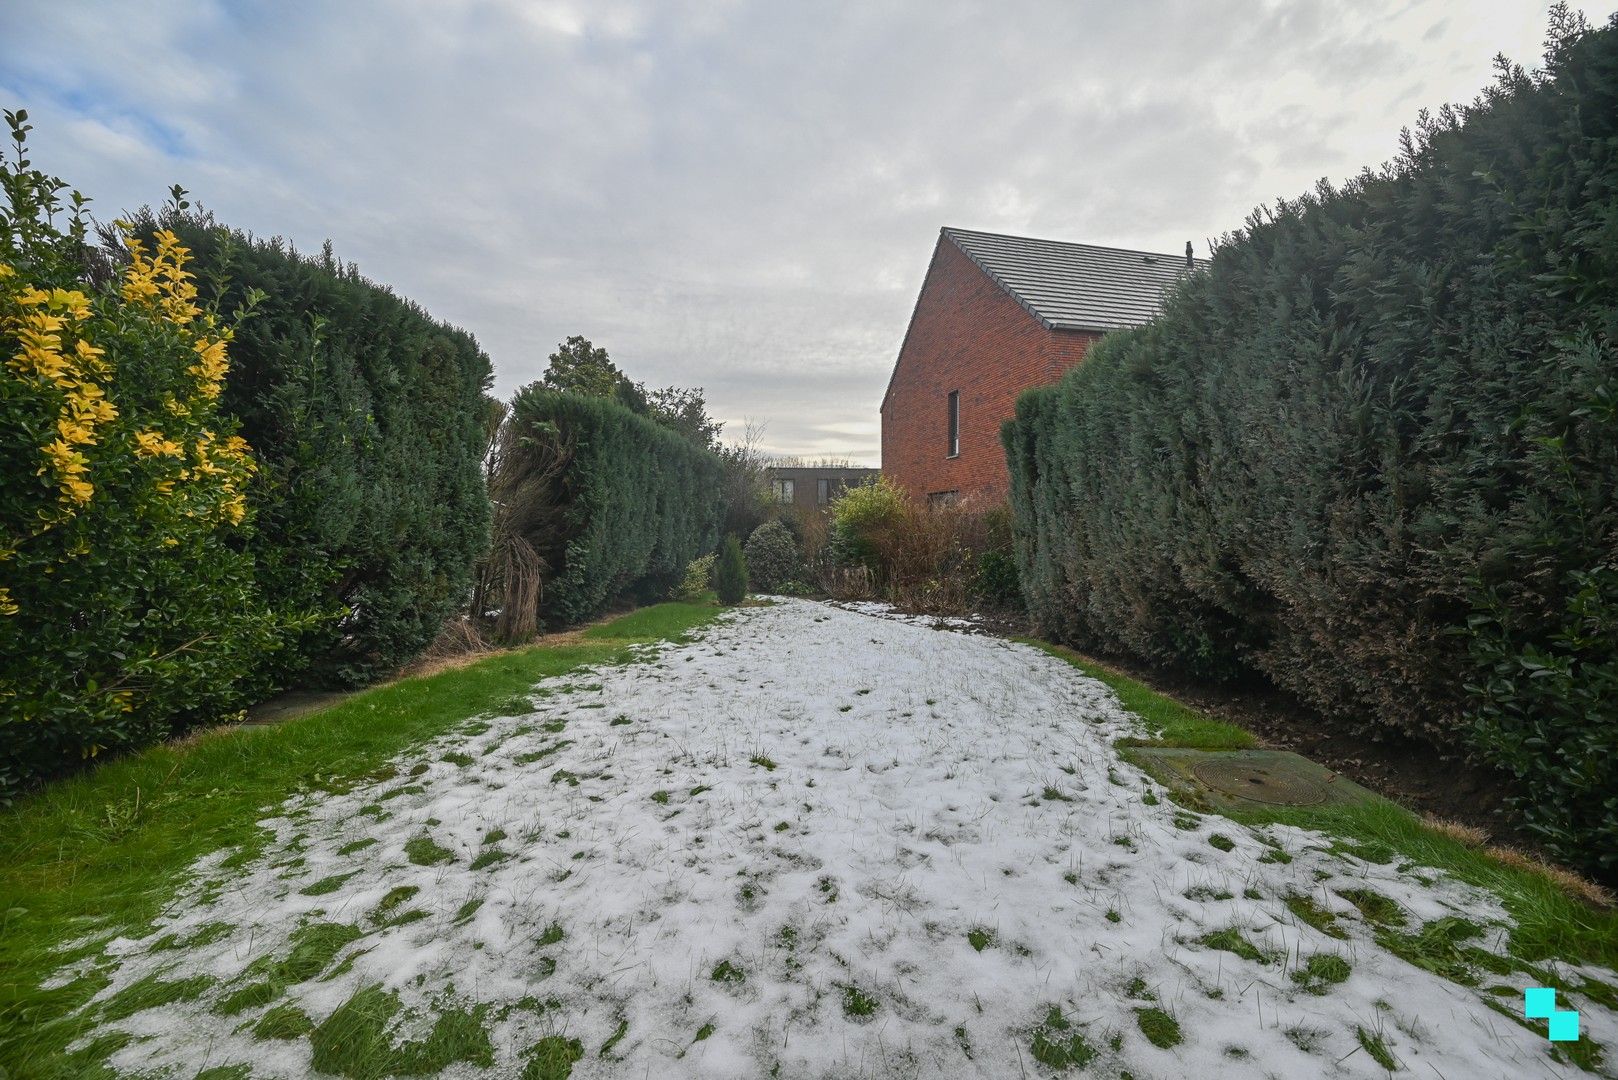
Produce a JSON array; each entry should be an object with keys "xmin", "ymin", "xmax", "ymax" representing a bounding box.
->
[{"xmin": 943, "ymin": 226, "xmax": 1206, "ymax": 332}]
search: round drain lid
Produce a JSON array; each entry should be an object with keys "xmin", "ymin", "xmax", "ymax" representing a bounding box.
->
[{"xmin": 1189, "ymin": 759, "xmax": 1328, "ymax": 806}]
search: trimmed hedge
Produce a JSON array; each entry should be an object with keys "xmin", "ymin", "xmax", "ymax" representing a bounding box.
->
[
  {"xmin": 1003, "ymin": 16, "xmax": 1618, "ymax": 875},
  {"xmin": 506, "ymin": 387, "xmax": 723, "ymax": 625},
  {"xmin": 155, "ymin": 214, "xmax": 494, "ymax": 687}
]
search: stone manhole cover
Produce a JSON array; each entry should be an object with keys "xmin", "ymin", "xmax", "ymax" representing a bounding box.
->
[{"xmin": 1190, "ymin": 759, "xmax": 1328, "ymax": 806}]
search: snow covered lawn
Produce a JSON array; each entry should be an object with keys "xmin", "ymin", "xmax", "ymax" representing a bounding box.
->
[{"xmin": 65, "ymin": 599, "xmax": 1616, "ymax": 1078}]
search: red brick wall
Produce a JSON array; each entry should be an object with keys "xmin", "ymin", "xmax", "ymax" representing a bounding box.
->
[{"xmin": 880, "ymin": 236, "xmax": 1101, "ymax": 503}]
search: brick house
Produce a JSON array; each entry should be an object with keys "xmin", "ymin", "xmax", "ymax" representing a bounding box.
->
[
  {"xmin": 766, "ymin": 466, "xmax": 880, "ymax": 516},
  {"xmin": 880, "ymin": 227, "xmax": 1204, "ymax": 504}
]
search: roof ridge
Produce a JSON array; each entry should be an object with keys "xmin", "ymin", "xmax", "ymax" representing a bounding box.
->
[{"xmin": 941, "ymin": 225, "xmax": 1209, "ymax": 266}]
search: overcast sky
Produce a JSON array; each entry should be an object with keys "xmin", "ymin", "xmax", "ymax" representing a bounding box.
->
[{"xmin": 5, "ymin": 1, "xmax": 1611, "ymax": 464}]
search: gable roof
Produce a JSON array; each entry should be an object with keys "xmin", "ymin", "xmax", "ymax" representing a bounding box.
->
[
  {"xmin": 879, "ymin": 227, "xmax": 1207, "ymax": 412},
  {"xmin": 942, "ymin": 226, "xmax": 1207, "ymax": 333}
]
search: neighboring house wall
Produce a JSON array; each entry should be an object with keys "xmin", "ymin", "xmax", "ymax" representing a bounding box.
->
[
  {"xmin": 880, "ymin": 238, "xmax": 1100, "ymax": 503},
  {"xmin": 766, "ymin": 467, "xmax": 880, "ymax": 517}
]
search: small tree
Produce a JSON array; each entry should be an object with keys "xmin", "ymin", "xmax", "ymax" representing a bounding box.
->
[
  {"xmin": 715, "ymin": 536, "xmax": 748, "ymax": 605},
  {"xmin": 745, "ymin": 520, "xmax": 800, "ymax": 592}
]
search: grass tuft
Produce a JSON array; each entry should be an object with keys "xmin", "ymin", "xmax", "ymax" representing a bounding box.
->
[
  {"xmin": 1198, "ymin": 927, "xmax": 1273, "ymax": 964},
  {"xmin": 251, "ymin": 1002, "xmax": 313, "ymax": 1040},
  {"xmin": 1284, "ymin": 892, "xmax": 1348, "ymax": 940},
  {"xmin": 1290, "ymin": 953, "xmax": 1352, "ymax": 994},
  {"xmin": 840, "ymin": 983, "xmax": 878, "ymax": 1019},
  {"xmin": 522, "ymin": 1034, "xmax": 584, "ymax": 1080},
  {"xmin": 1135, "ymin": 1006, "xmax": 1182, "ymax": 1048},
  {"xmin": 1337, "ymin": 887, "xmax": 1406, "ymax": 927},
  {"xmin": 1030, "ymin": 1006, "xmax": 1095, "ymax": 1067},
  {"xmin": 101, "ymin": 971, "xmax": 215, "ymax": 1022},
  {"xmin": 404, "ymin": 834, "xmax": 454, "ymax": 867},
  {"xmin": 1356, "ymin": 1026, "xmax": 1398, "ymax": 1071}
]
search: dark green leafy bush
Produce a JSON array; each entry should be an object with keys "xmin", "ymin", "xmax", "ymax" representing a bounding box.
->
[
  {"xmin": 715, "ymin": 536, "xmax": 748, "ymax": 606},
  {"xmin": 148, "ymin": 212, "xmax": 493, "ymax": 687},
  {"xmin": 500, "ymin": 387, "xmax": 723, "ymax": 626},
  {"xmin": 1003, "ymin": 13, "xmax": 1618, "ymax": 876},
  {"xmin": 744, "ymin": 521, "xmax": 800, "ymax": 592},
  {"xmin": 1467, "ymin": 566, "xmax": 1618, "ymax": 876}
]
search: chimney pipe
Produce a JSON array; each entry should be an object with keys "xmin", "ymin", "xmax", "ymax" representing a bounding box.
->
[{"xmin": 1185, "ymin": 241, "xmax": 1194, "ymax": 269}]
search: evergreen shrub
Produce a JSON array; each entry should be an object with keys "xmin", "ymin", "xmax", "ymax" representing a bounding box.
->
[
  {"xmin": 504, "ymin": 387, "xmax": 723, "ymax": 625},
  {"xmin": 147, "ymin": 212, "xmax": 493, "ymax": 687},
  {"xmin": 744, "ymin": 521, "xmax": 800, "ymax": 593},
  {"xmin": 1002, "ymin": 13, "xmax": 1618, "ymax": 876},
  {"xmin": 715, "ymin": 536, "xmax": 748, "ymax": 606}
]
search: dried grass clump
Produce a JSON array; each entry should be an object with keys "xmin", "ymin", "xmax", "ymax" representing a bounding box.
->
[{"xmin": 1421, "ymin": 815, "xmax": 1614, "ymax": 907}]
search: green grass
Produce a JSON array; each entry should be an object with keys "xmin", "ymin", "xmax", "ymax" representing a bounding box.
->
[
  {"xmin": 300, "ymin": 870, "xmax": 360, "ymax": 895},
  {"xmin": 1290, "ymin": 953, "xmax": 1352, "ymax": 995},
  {"xmin": 1135, "ymin": 1006, "xmax": 1182, "ymax": 1048},
  {"xmin": 1198, "ymin": 927, "xmax": 1273, "ymax": 964},
  {"xmin": 101, "ymin": 972, "xmax": 215, "ymax": 1022},
  {"xmin": 308, "ymin": 984, "xmax": 493, "ymax": 1077},
  {"xmin": 579, "ymin": 600, "xmax": 722, "ymax": 644},
  {"xmin": 599, "ymin": 1019, "xmax": 628, "ymax": 1058},
  {"xmin": 1337, "ymin": 887, "xmax": 1406, "ymax": 927},
  {"xmin": 404, "ymin": 834, "xmax": 454, "ymax": 867},
  {"xmin": 0, "ymin": 601, "xmax": 721, "ymax": 1078},
  {"xmin": 1374, "ymin": 916, "xmax": 1508, "ymax": 987},
  {"xmin": 1019, "ymin": 639, "xmax": 1257, "ymax": 750},
  {"xmin": 251, "ymin": 1002, "xmax": 314, "ymax": 1040},
  {"xmin": 370, "ymin": 885, "xmax": 420, "ymax": 923},
  {"xmin": 1029, "ymin": 636, "xmax": 1618, "ymax": 972},
  {"xmin": 1283, "ymin": 892, "xmax": 1348, "ymax": 940},
  {"xmin": 840, "ymin": 984, "xmax": 878, "ymax": 1018},
  {"xmin": 1356, "ymin": 1026, "xmax": 1398, "ymax": 1071},
  {"xmin": 1029, "ymin": 1006, "xmax": 1095, "ymax": 1068},
  {"xmin": 469, "ymin": 849, "xmax": 509, "ymax": 871}
]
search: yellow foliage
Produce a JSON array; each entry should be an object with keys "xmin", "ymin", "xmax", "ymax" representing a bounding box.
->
[{"xmin": 1, "ymin": 228, "xmax": 255, "ymax": 528}]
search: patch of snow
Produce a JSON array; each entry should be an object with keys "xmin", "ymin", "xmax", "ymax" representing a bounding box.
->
[
  {"xmin": 68, "ymin": 599, "xmax": 1615, "ymax": 1078},
  {"xmin": 828, "ymin": 599, "xmax": 980, "ymax": 631}
]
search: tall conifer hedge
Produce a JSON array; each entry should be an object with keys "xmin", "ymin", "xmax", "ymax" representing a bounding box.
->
[
  {"xmin": 153, "ymin": 214, "xmax": 494, "ymax": 687},
  {"xmin": 505, "ymin": 387, "xmax": 723, "ymax": 625},
  {"xmin": 1003, "ymin": 14, "xmax": 1618, "ymax": 876}
]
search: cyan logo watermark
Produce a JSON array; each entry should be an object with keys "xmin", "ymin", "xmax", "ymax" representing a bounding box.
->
[{"xmin": 1525, "ymin": 987, "xmax": 1580, "ymax": 1042}]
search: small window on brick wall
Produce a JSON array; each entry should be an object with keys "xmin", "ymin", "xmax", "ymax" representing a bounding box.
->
[
  {"xmin": 773, "ymin": 479, "xmax": 794, "ymax": 504},
  {"xmin": 817, "ymin": 478, "xmax": 831, "ymax": 504},
  {"xmin": 947, "ymin": 390, "xmax": 960, "ymax": 457},
  {"xmin": 928, "ymin": 490, "xmax": 960, "ymax": 509}
]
